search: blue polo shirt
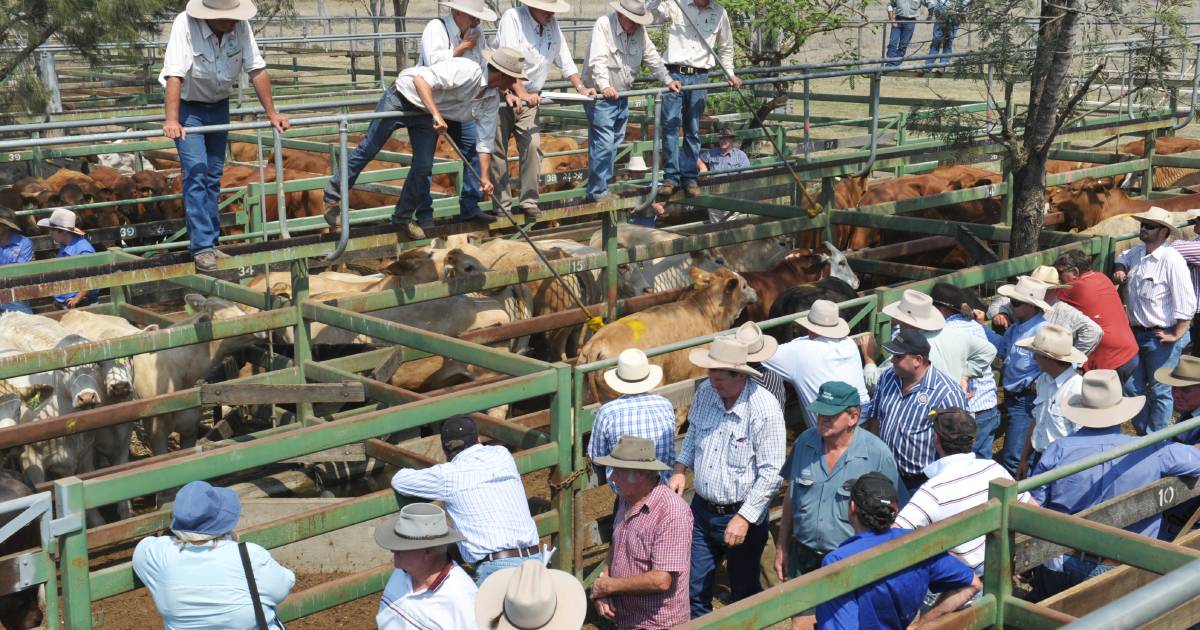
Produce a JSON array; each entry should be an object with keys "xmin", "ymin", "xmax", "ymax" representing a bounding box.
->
[
  {"xmin": 986, "ymin": 313, "xmax": 1047, "ymax": 392},
  {"xmin": 0, "ymin": 233, "xmax": 32, "ymax": 266},
  {"xmin": 55, "ymin": 235, "xmax": 99, "ymax": 305},
  {"xmin": 816, "ymin": 528, "xmax": 975, "ymax": 630}
]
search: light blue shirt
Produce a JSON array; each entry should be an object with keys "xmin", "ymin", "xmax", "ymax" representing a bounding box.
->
[
  {"xmin": 132, "ymin": 536, "xmax": 295, "ymax": 630},
  {"xmin": 700, "ymin": 147, "xmax": 750, "ymax": 172},
  {"xmin": 55, "ymin": 235, "xmax": 99, "ymax": 304},
  {"xmin": 987, "ymin": 313, "xmax": 1047, "ymax": 392},
  {"xmin": 0, "ymin": 233, "xmax": 32, "ymax": 266}
]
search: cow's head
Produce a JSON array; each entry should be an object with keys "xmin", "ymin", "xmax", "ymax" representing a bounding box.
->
[
  {"xmin": 443, "ymin": 248, "xmax": 490, "ymax": 280},
  {"xmin": 182, "ymin": 294, "xmax": 266, "ymax": 355},
  {"xmin": 822, "ymin": 241, "xmax": 860, "ymax": 289},
  {"xmin": 100, "ymin": 356, "xmax": 134, "ymax": 400},
  {"xmin": 689, "ymin": 267, "xmax": 757, "ymax": 322},
  {"xmin": 618, "ymin": 263, "xmax": 652, "ymax": 297},
  {"xmin": 385, "ymin": 248, "xmax": 440, "ymax": 284},
  {"xmin": 54, "ymin": 335, "xmax": 101, "ymax": 410}
]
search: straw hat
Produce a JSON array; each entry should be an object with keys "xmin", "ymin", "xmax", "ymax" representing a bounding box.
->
[
  {"xmin": 1062, "ymin": 370, "xmax": 1145, "ymax": 428},
  {"xmin": 1155, "ymin": 355, "xmax": 1200, "ymax": 387},
  {"xmin": 438, "ymin": 0, "xmax": 498, "ymax": 21},
  {"xmin": 733, "ymin": 321, "xmax": 778, "ymax": 361},
  {"xmin": 373, "ymin": 503, "xmax": 466, "ymax": 551},
  {"xmin": 882, "ymin": 290, "xmax": 945, "ymax": 331},
  {"xmin": 36, "ymin": 208, "xmax": 85, "ymax": 236},
  {"xmin": 627, "ymin": 154, "xmax": 650, "ymax": 173},
  {"xmin": 609, "ymin": 0, "xmax": 653, "ymax": 25},
  {"xmin": 593, "ymin": 435, "xmax": 668, "ymax": 471},
  {"xmin": 1015, "ymin": 323, "xmax": 1088, "ymax": 365},
  {"xmin": 996, "ymin": 276, "xmax": 1051, "ymax": 311},
  {"xmin": 483, "ymin": 48, "xmax": 530, "ymax": 81},
  {"xmin": 602, "ymin": 348, "xmax": 663, "ymax": 395},
  {"xmin": 1131, "ymin": 206, "xmax": 1182, "ymax": 238},
  {"xmin": 476, "ymin": 560, "xmax": 587, "ymax": 630},
  {"xmin": 520, "ymin": 0, "xmax": 571, "ymax": 13},
  {"xmin": 796, "ymin": 299, "xmax": 850, "ymax": 339},
  {"xmin": 688, "ymin": 337, "xmax": 761, "ymax": 378},
  {"xmin": 1029, "ymin": 265, "xmax": 1068, "ymax": 289},
  {"xmin": 186, "ymin": 0, "xmax": 256, "ymax": 20}
]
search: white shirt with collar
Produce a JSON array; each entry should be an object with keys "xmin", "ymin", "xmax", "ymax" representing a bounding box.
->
[
  {"xmin": 1031, "ymin": 367, "xmax": 1084, "ymax": 452},
  {"xmin": 159, "ymin": 11, "xmax": 267, "ymax": 103},
  {"xmin": 394, "ymin": 58, "xmax": 499, "ymax": 154},
  {"xmin": 494, "ymin": 6, "xmax": 578, "ymax": 93},
  {"xmin": 419, "ymin": 15, "xmax": 486, "ymax": 70},
  {"xmin": 647, "ymin": 0, "xmax": 735, "ymax": 75},
  {"xmin": 584, "ymin": 13, "xmax": 673, "ymax": 92},
  {"xmin": 1118, "ymin": 242, "xmax": 1198, "ymax": 328},
  {"xmin": 764, "ymin": 335, "xmax": 871, "ymax": 428},
  {"xmin": 376, "ymin": 563, "xmax": 478, "ymax": 630}
]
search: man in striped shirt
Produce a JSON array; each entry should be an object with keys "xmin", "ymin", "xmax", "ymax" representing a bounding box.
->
[
  {"xmin": 1113, "ymin": 207, "xmax": 1196, "ymax": 434},
  {"xmin": 391, "ymin": 415, "xmax": 543, "ymax": 585},
  {"xmin": 866, "ymin": 329, "xmax": 967, "ymax": 497},
  {"xmin": 929, "ymin": 283, "xmax": 1001, "ymax": 459},
  {"xmin": 895, "ymin": 409, "xmax": 1032, "ymax": 576},
  {"xmin": 669, "ymin": 337, "xmax": 786, "ymax": 617}
]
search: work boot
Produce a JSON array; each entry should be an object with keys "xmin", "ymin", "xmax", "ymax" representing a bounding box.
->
[
  {"xmin": 193, "ymin": 250, "xmax": 218, "ymax": 272},
  {"xmin": 523, "ymin": 205, "xmax": 541, "ymax": 220},
  {"xmin": 390, "ymin": 216, "xmax": 427, "ymax": 240},
  {"xmin": 657, "ymin": 181, "xmax": 676, "ymax": 198},
  {"xmin": 465, "ymin": 211, "xmax": 497, "ymax": 229},
  {"xmin": 683, "ymin": 181, "xmax": 702, "ymax": 197},
  {"xmin": 212, "ymin": 249, "xmax": 231, "ymax": 259}
]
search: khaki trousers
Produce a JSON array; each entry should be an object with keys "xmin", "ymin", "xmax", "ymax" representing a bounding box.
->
[{"xmin": 490, "ymin": 104, "xmax": 542, "ymax": 213}]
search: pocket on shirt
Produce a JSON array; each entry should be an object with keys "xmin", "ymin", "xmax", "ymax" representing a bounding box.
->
[
  {"xmin": 1137, "ymin": 276, "xmax": 1166, "ymax": 303},
  {"xmin": 835, "ymin": 485, "xmax": 851, "ymax": 523},
  {"xmin": 726, "ymin": 438, "xmax": 752, "ymax": 470}
]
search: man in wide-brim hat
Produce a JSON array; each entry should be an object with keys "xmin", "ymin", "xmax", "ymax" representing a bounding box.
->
[
  {"xmin": 988, "ymin": 275, "xmax": 1051, "ymax": 475},
  {"xmin": 0, "ymin": 206, "xmax": 33, "ymax": 314},
  {"xmin": 989, "ymin": 267, "xmax": 1102, "ymax": 358},
  {"xmin": 37, "ymin": 208, "xmax": 99, "ymax": 309},
  {"xmin": 1026, "ymin": 369, "xmax": 1200, "ymax": 598},
  {"xmin": 374, "ymin": 502, "xmax": 480, "ymax": 629},
  {"xmin": 1155, "ymin": 355, "xmax": 1200, "ymax": 442},
  {"xmin": 1112, "ymin": 203, "xmax": 1197, "ymax": 435},
  {"xmin": 1014, "ymin": 324, "xmax": 1087, "ymax": 478},
  {"xmin": 590, "ymin": 349, "xmax": 677, "ymax": 493}
]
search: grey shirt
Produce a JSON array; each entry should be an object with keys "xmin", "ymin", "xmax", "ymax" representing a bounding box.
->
[{"xmin": 887, "ymin": 0, "xmax": 924, "ymax": 18}]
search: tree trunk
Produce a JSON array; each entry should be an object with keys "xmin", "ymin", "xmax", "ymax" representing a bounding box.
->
[
  {"xmin": 1010, "ymin": 153, "xmax": 1048, "ymax": 257},
  {"xmin": 393, "ymin": 0, "xmax": 410, "ymax": 72}
]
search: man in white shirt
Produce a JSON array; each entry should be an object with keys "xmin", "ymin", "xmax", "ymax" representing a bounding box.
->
[
  {"xmin": 323, "ymin": 49, "xmax": 527, "ymax": 241},
  {"xmin": 416, "ymin": 0, "xmax": 498, "ymax": 226},
  {"xmin": 583, "ymin": 0, "xmax": 681, "ymax": 202},
  {"xmin": 374, "ymin": 502, "xmax": 478, "ymax": 630},
  {"xmin": 1016, "ymin": 324, "xmax": 1087, "ymax": 479},
  {"xmin": 159, "ymin": 0, "xmax": 289, "ymax": 272},
  {"xmin": 765, "ymin": 299, "xmax": 870, "ymax": 428},
  {"xmin": 492, "ymin": 0, "xmax": 596, "ymax": 220},
  {"xmin": 1112, "ymin": 206, "xmax": 1197, "ymax": 434},
  {"xmin": 647, "ymin": 0, "xmax": 740, "ymax": 198},
  {"xmin": 896, "ymin": 409, "xmax": 1033, "ymax": 576}
]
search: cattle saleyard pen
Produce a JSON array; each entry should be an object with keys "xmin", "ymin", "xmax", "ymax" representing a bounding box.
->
[{"xmin": 4, "ymin": 11, "xmax": 1200, "ymax": 630}]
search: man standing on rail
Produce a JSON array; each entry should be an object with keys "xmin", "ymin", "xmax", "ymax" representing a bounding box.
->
[
  {"xmin": 390, "ymin": 415, "xmax": 546, "ymax": 585},
  {"xmin": 646, "ymin": 0, "xmax": 740, "ymax": 200},
  {"xmin": 885, "ymin": 0, "xmax": 922, "ymax": 66},
  {"xmin": 1112, "ymin": 207, "xmax": 1196, "ymax": 435},
  {"xmin": 491, "ymin": 0, "xmax": 596, "ymax": 221},
  {"xmin": 1027, "ymin": 370, "xmax": 1200, "ymax": 597},
  {"xmin": 414, "ymin": 0, "xmax": 499, "ymax": 226},
  {"xmin": 583, "ymin": 0, "xmax": 681, "ymax": 202},
  {"xmin": 669, "ymin": 337, "xmax": 785, "ymax": 617},
  {"xmin": 159, "ymin": 0, "xmax": 290, "ymax": 273},
  {"xmin": 322, "ymin": 49, "xmax": 527, "ymax": 241}
]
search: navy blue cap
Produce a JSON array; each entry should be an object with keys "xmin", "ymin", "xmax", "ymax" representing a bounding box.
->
[{"xmin": 883, "ymin": 328, "xmax": 931, "ymax": 358}]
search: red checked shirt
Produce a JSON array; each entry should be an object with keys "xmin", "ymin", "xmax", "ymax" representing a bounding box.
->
[{"xmin": 609, "ymin": 483, "xmax": 693, "ymax": 630}]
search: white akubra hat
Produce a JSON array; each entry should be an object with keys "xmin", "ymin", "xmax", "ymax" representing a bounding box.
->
[
  {"xmin": 373, "ymin": 503, "xmax": 466, "ymax": 551},
  {"xmin": 609, "ymin": 0, "xmax": 654, "ymax": 25},
  {"xmin": 36, "ymin": 208, "xmax": 85, "ymax": 236},
  {"xmin": 438, "ymin": 0, "xmax": 499, "ymax": 21},
  {"xmin": 520, "ymin": 0, "xmax": 572, "ymax": 13},
  {"xmin": 796, "ymin": 299, "xmax": 850, "ymax": 339},
  {"xmin": 996, "ymin": 276, "xmax": 1052, "ymax": 311},
  {"xmin": 1132, "ymin": 206, "xmax": 1182, "ymax": 238},
  {"xmin": 1155, "ymin": 355, "xmax": 1200, "ymax": 388},
  {"xmin": 476, "ymin": 559, "xmax": 587, "ymax": 630},
  {"xmin": 734, "ymin": 321, "xmax": 778, "ymax": 361},
  {"xmin": 1062, "ymin": 369, "xmax": 1145, "ymax": 428},
  {"xmin": 627, "ymin": 154, "xmax": 650, "ymax": 173},
  {"xmin": 1029, "ymin": 265, "xmax": 1069, "ymax": 289},
  {"xmin": 688, "ymin": 337, "xmax": 761, "ymax": 378},
  {"xmin": 603, "ymin": 348, "xmax": 663, "ymax": 395},
  {"xmin": 186, "ymin": 0, "xmax": 257, "ymax": 21},
  {"xmin": 882, "ymin": 290, "xmax": 945, "ymax": 332},
  {"xmin": 1015, "ymin": 323, "xmax": 1088, "ymax": 365}
]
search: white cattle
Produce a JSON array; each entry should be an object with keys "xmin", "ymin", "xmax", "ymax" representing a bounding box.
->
[{"xmin": 588, "ymin": 224, "xmax": 725, "ymax": 296}]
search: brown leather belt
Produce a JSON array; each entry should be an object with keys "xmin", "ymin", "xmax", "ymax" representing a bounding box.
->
[{"xmin": 483, "ymin": 544, "xmax": 540, "ymax": 562}]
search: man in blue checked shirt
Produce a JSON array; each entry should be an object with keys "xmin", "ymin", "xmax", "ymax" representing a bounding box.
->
[
  {"xmin": 986, "ymin": 276, "xmax": 1050, "ymax": 475},
  {"xmin": 588, "ymin": 348, "xmax": 677, "ymax": 492},
  {"xmin": 699, "ymin": 128, "xmax": 751, "ymax": 224},
  {"xmin": 391, "ymin": 415, "xmax": 544, "ymax": 585},
  {"xmin": 0, "ymin": 208, "xmax": 33, "ymax": 314},
  {"xmin": 668, "ymin": 336, "xmax": 785, "ymax": 618}
]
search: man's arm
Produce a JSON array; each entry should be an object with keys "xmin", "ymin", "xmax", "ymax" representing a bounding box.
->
[
  {"xmin": 16, "ymin": 238, "xmax": 32, "ymax": 264},
  {"xmin": 163, "ymin": 77, "xmax": 185, "ymax": 140},
  {"xmin": 1166, "ymin": 254, "xmax": 1198, "ymax": 336},
  {"xmin": 641, "ymin": 30, "xmax": 678, "ymax": 90},
  {"xmin": 962, "ymin": 331, "xmax": 997, "ymax": 379},
  {"xmin": 390, "ymin": 463, "xmax": 451, "ymax": 500},
  {"xmin": 914, "ymin": 575, "xmax": 981, "ymax": 628},
  {"xmin": 420, "ymin": 19, "xmax": 454, "ymax": 65},
  {"xmin": 716, "ymin": 12, "xmax": 739, "ymax": 86},
  {"xmin": 591, "ymin": 569, "xmax": 674, "ymax": 596},
  {"xmin": 586, "ymin": 20, "xmax": 616, "ymax": 98},
  {"xmin": 737, "ymin": 404, "xmax": 786, "ymax": 525},
  {"xmin": 248, "ymin": 69, "xmax": 289, "ymax": 134},
  {"xmin": 412, "ymin": 75, "xmax": 449, "ymax": 133},
  {"xmin": 775, "ymin": 484, "xmax": 793, "ymax": 581}
]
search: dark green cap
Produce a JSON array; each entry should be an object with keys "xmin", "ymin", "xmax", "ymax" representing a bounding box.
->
[{"xmin": 809, "ymin": 381, "xmax": 861, "ymax": 417}]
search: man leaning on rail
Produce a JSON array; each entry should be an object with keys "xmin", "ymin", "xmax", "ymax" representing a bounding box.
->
[{"xmin": 159, "ymin": 0, "xmax": 290, "ymax": 273}]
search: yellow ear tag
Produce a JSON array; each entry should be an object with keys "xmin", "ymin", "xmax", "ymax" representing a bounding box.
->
[{"xmin": 586, "ymin": 316, "xmax": 605, "ymax": 333}]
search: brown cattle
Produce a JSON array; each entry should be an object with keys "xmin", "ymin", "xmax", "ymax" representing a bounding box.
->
[
  {"xmin": 1121, "ymin": 136, "xmax": 1200, "ymax": 189},
  {"xmin": 131, "ymin": 170, "xmax": 174, "ymax": 221},
  {"xmin": 738, "ymin": 250, "xmax": 836, "ymax": 322},
  {"xmin": 839, "ymin": 173, "xmax": 953, "ymax": 249},
  {"xmin": 1049, "ymin": 177, "xmax": 1200, "ymax": 230},
  {"xmin": 578, "ymin": 267, "xmax": 758, "ymax": 402}
]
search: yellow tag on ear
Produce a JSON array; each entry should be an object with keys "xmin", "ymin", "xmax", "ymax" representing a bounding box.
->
[{"xmin": 586, "ymin": 316, "xmax": 605, "ymax": 333}]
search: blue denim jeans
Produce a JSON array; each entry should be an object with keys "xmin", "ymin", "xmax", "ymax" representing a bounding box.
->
[
  {"xmin": 972, "ymin": 406, "xmax": 1001, "ymax": 460},
  {"xmin": 689, "ymin": 496, "xmax": 769, "ymax": 618},
  {"xmin": 927, "ymin": 20, "xmax": 958, "ymax": 65},
  {"xmin": 1031, "ymin": 556, "xmax": 1117, "ymax": 600},
  {"xmin": 661, "ymin": 71, "xmax": 708, "ymax": 186},
  {"xmin": 585, "ymin": 97, "xmax": 630, "ymax": 198},
  {"xmin": 473, "ymin": 550, "xmax": 545, "ymax": 586},
  {"xmin": 444, "ymin": 119, "xmax": 482, "ymax": 217},
  {"xmin": 324, "ymin": 88, "xmax": 438, "ymax": 224},
  {"xmin": 1127, "ymin": 328, "xmax": 1191, "ymax": 435},
  {"xmin": 1000, "ymin": 390, "xmax": 1036, "ymax": 475},
  {"xmin": 886, "ymin": 19, "xmax": 917, "ymax": 66},
  {"xmin": 175, "ymin": 99, "xmax": 230, "ymax": 255}
]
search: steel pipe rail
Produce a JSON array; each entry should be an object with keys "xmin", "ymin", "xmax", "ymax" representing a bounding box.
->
[{"xmin": 1065, "ymin": 557, "xmax": 1200, "ymax": 628}]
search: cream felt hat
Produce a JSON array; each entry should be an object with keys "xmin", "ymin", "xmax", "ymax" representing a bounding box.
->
[
  {"xmin": 1062, "ymin": 369, "xmax": 1145, "ymax": 428},
  {"xmin": 734, "ymin": 321, "xmax": 779, "ymax": 361},
  {"xmin": 1015, "ymin": 323, "xmax": 1088, "ymax": 365},
  {"xmin": 796, "ymin": 299, "xmax": 851, "ymax": 339},
  {"xmin": 438, "ymin": 0, "xmax": 499, "ymax": 21},
  {"xmin": 1131, "ymin": 206, "xmax": 1182, "ymax": 238},
  {"xmin": 602, "ymin": 348, "xmax": 663, "ymax": 395},
  {"xmin": 1155, "ymin": 355, "xmax": 1200, "ymax": 388},
  {"xmin": 882, "ymin": 290, "xmax": 945, "ymax": 331},
  {"xmin": 186, "ymin": 0, "xmax": 256, "ymax": 21},
  {"xmin": 609, "ymin": 0, "xmax": 653, "ymax": 25},
  {"xmin": 476, "ymin": 560, "xmax": 587, "ymax": 629},
  {"xmin": 996, "ymin": 276, "xmax": 1052, "ymax": 311},
  {"xmin": 688, "ymin": 337, "xmax": 761, "ymax": 378}
]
